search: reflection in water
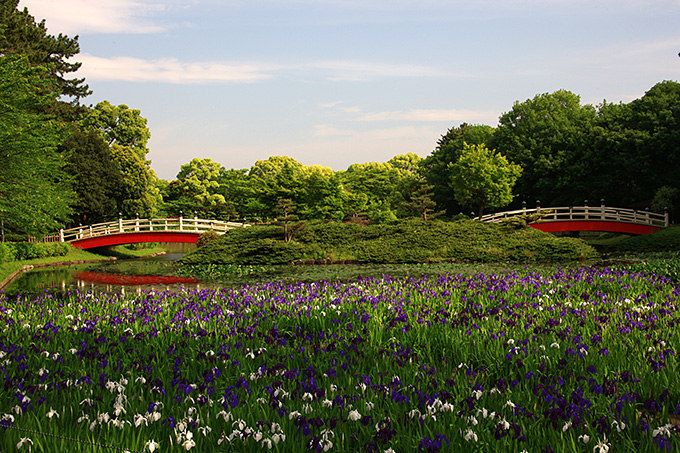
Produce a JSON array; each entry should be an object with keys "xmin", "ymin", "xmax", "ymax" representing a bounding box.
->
[
  {"xmin": 1, "ymin": 243, "xmax": 210, "ymax": 298},
  {"xmin": 74, "ymin": 271, "xmax": 199, "ymax": 286}
]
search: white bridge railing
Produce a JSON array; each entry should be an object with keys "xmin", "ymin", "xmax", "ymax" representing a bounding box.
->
[
  {"xmin": 49, "ymin": 217, "xmax": 248, "ymax": 243},
  {"xmin": 479, "ymin": 206, "xmax": 669, "ymax": 227}
]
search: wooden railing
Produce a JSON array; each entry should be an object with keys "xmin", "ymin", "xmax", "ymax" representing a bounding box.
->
[
  {"xmin": 52, "ymin": 217, "xmax": 248, "ymax": 243},
  {"xmin": 479, "ymin": 206, "xmax": 669, "ymax": 227}
]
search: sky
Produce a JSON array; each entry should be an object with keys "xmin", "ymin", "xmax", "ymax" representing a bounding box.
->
[{"xmin": 19, "ymin": 0, "xmax": 680, "ymax": 181}]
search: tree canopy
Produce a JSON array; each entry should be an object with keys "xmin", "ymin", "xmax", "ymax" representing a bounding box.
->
[
  {"xmin": 0, "ymin": 56, "xmax": 73, "ymax": 237},
  {"xmin": 81, "ymin": 101, "xmax": 151, "ymax": 158},
  {"xmin": 0, "ymin": 0, "xmax": 90, "ymax": 118},
  {"xmin": 448, "ymin": 143, "xmax": 522, "ymax": 217}
]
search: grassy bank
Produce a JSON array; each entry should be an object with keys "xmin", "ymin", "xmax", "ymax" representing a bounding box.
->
[{"xmin": 181, "ymin": 219, "xmax": 598, "ymax": 266}]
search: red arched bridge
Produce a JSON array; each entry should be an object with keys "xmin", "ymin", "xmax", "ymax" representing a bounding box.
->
[
  {"xmin": 479, "ymin": 205, "xmax": 669, "ymax": 235},
  {"xmin": 47, "ymin": 217, "xmax": 248, "ymax": 250}
]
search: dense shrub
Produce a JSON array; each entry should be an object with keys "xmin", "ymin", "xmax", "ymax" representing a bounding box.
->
[
  {"xmin": 0, "ymin": 243, "xmax": 16, "ymax": 264},
  {"xmin": 1, "ymin": 242, "xmax": 71, "ymax": 262},
  {"xmin": 196, "ymin": 230, "xmax": 220, "ymax": 248},
  {"xmin": 181, "ymin": 219, "xmax": 598, "ymax": 265},
  {"xmin": 609, "ymin": 225, "xmax": 680, "ymax": 252}
]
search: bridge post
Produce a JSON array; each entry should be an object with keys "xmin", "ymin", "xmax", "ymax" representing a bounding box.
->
[
  {"xmin": 665, "ymin": 207, "xmax": 670, "ymax": 227},
  {"xmin": 179, "ymin": 211, "xmax": 183, "ymax": 231},
  {"xmin": 194, "ymin": 212, "xmax": 199, "ymax": 232},
  {"xmin": 118, "ymin": 213, "xmax": 123, "ymax": 233},
  {"xmin": 600, "ymin": 200, "xmax": 605, "ymax": 220},
  {"xmin": 59, "ymin": 229, "xmax": 64, "ymax": 242},
  {"xmin": 522, "ymin": 201, "xmax": 526, "ymax": 215},
  {"xmin": 135, "ymin": 214, "xmax": 139, "ymax": 232}
]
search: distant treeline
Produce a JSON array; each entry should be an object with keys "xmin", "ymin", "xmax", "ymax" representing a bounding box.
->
[{"xmin": 159, "ymin": 82, "xmax": 680, "ymax": 223}]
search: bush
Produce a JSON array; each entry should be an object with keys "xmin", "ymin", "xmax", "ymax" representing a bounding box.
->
[
  {"xmin": 197, "ymin": 230, "xmax": 220, "ymax": 248},
  {"xmin": 1, "ymin": 242, "xmax": 72, "ymax": 262},
  {"xmin": 181, "ymin": 219, "xmax": 598, "ymax": 266},
  {"xmin": 0, "ymin": 243, "xmax": 16, "ymax": 264},
  {"xmin": 609, "ymin": 226, "xmax": 680, "ymax": 252}
]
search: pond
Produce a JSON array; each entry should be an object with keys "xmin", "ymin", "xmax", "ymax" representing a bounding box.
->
[
  {"xmin": 2, "ymin": 243, "xmax": 574, "ymax": 298},
  {"xmin": 1, "ymin": 244, "xmax": 210, "ymax": 298}
]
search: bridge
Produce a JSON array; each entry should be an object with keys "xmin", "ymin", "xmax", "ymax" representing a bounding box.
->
[
  {"xmin": 45, "ymin": 217, "xmax": 248, "ymax": 250},
  {"xmin": 479, "ymin": 205, "xmax": 668, "ymax": 235}
]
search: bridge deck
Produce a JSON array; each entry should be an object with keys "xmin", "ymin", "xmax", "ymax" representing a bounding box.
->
[
  {"xmin": 480, "ymin": 206, "xmax": 668, "ymax": 235},
  {"xmin": 40, "ymin": 217, "xmax": 249, "ymax": 249}
]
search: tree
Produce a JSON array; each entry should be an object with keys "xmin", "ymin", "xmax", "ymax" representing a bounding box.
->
[
  {"xmin": 215, "ymin": 168, "xmax": 250, "ymax": 221},
  {"xmin": 341, "ymin": 161, "xmax": 402, "ymax": 202},
  {"xmin": 63, "ymin": 129, "xmax": 123, "ymax": 224},
  {"xmin": 247, "ymin": 156, "xmax": 306, "ymax": 218},
  {"xmin": 403, "ymin": 183, "xmax": 442, "ymax": 220},
  {"xmin": 298, "ymin": 166, "xmax": 346, "ymax": 221},
  {"xmin": 0, "ymin": 56, "xmax": 74, "ymax": 237},
  {"xmin": 164, "ymin": 158, "xmax": 227, "ymax": 218},
  {"xmin": 81, "ymin": 101, "xmax": 151, "ymax": 158},
  {"xmin": 109, "ymin": 144, "xmax": 159, "ymax": 218},
  {"xmin": 422, "ymin": 123, "xmax": 495, "ymax": 215},
  {"xmin": 0, "ymin": 0, "xmax": 90, "ymax": 118},
  {"xmin": 489, "ymin": 90, "xmax": 596, "ymax": 207},
  {"xmin": 448, "ymin": 143, "xmax": 522, "ymax": 217},
  {"xmin": 275, "ymin": 198, "xmax": 305, "ymax": 242},
  {"xmin": 626, "ymin": 81, "xmax": 680, "ymax": 197}
]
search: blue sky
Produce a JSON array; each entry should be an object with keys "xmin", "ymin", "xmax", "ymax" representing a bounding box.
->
[{"xmin": 20, "ymin": 0, "xmax": 680, "ymax": 181}]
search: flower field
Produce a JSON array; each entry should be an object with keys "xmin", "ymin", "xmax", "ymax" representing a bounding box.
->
[{"xmin": 1, "ymin": 266, "xmax": 679, "ymax": 452}]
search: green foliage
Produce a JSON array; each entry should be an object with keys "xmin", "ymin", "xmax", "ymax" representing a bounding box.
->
[
  {"xmin": 196, "ymin": 230, "xmax": 220, "ymax": 248},
  {"xmin": 422, "ymin": 123, "xmax": 495, "ymax": 215},
  {"xmin": 0, "ymin": 56, "xmax": 74, "ymax": 237},
  {"xmin": 63, "ymin": 129, "xmax": 123, "ymax": 224},
  {"xmin": 163, "ymin": 158, "xmax": 228, "ymax": 219},
  {"xmin": 613, "ymin": 255, "xmax": 680, "ymax": 285},
  {"xmin": 448, "ymin": 143, "xmax": 522, "ymax": 217},
  {"xmin": 403, "ymin": 183, "xmax": 441, "ymax": 220},
  {"xmin": 498, "ymin": 211, "xmax": 551, "ymax": 229},
  {"xmin": 489, "ymin": 89, "xmax": 597, "ymax": 207},
  {"xmin": 181, "ymin": 219, "xmax": 597, "ymax": 266},
  {"xmin": 5, "ymin": 241, "xmax": 70, "ymax": 261},
  {"xmin": 0, "ymin": 243, "xmax": 16, "ymax": 264},
  {"xmin": 609, "ymin": 226, "xmax": 680, "ymax": 252},
  {"xmin": 174, "ymin": 263, "xmax": 269, "ymax": 280},
  {"xmin": 109, "ymin": 144, "xmax": 159, "ymax": 218},
  {"xmin": 81, "ymin": 101, "xmax": 151, "ymax": 158},
  {"xmin": 651, "ymin": 186, "xmax": 678, "ymax": 217},
  {"xmin": 0, "ymin": 0, "xmax": 90, "ymax": 112}
]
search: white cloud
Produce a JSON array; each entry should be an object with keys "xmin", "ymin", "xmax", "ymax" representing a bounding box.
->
[
  {"xmin": 76, "ymin": 54, "xmax": 276, "ymax": 83},
  {"xmin": 307, "ymin": 60, "xmax": 446, "ymax": 81},
  {"xmin": 314, "ymin": 124, "xmax": 356, "ymax": 137},
  {"xmin": 74, "ymin": 54, "xmax": 448, "ymax": 84},
  {"xmin": 18, "ymin": 0, "xmax": 170, "ymax": 34}
]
